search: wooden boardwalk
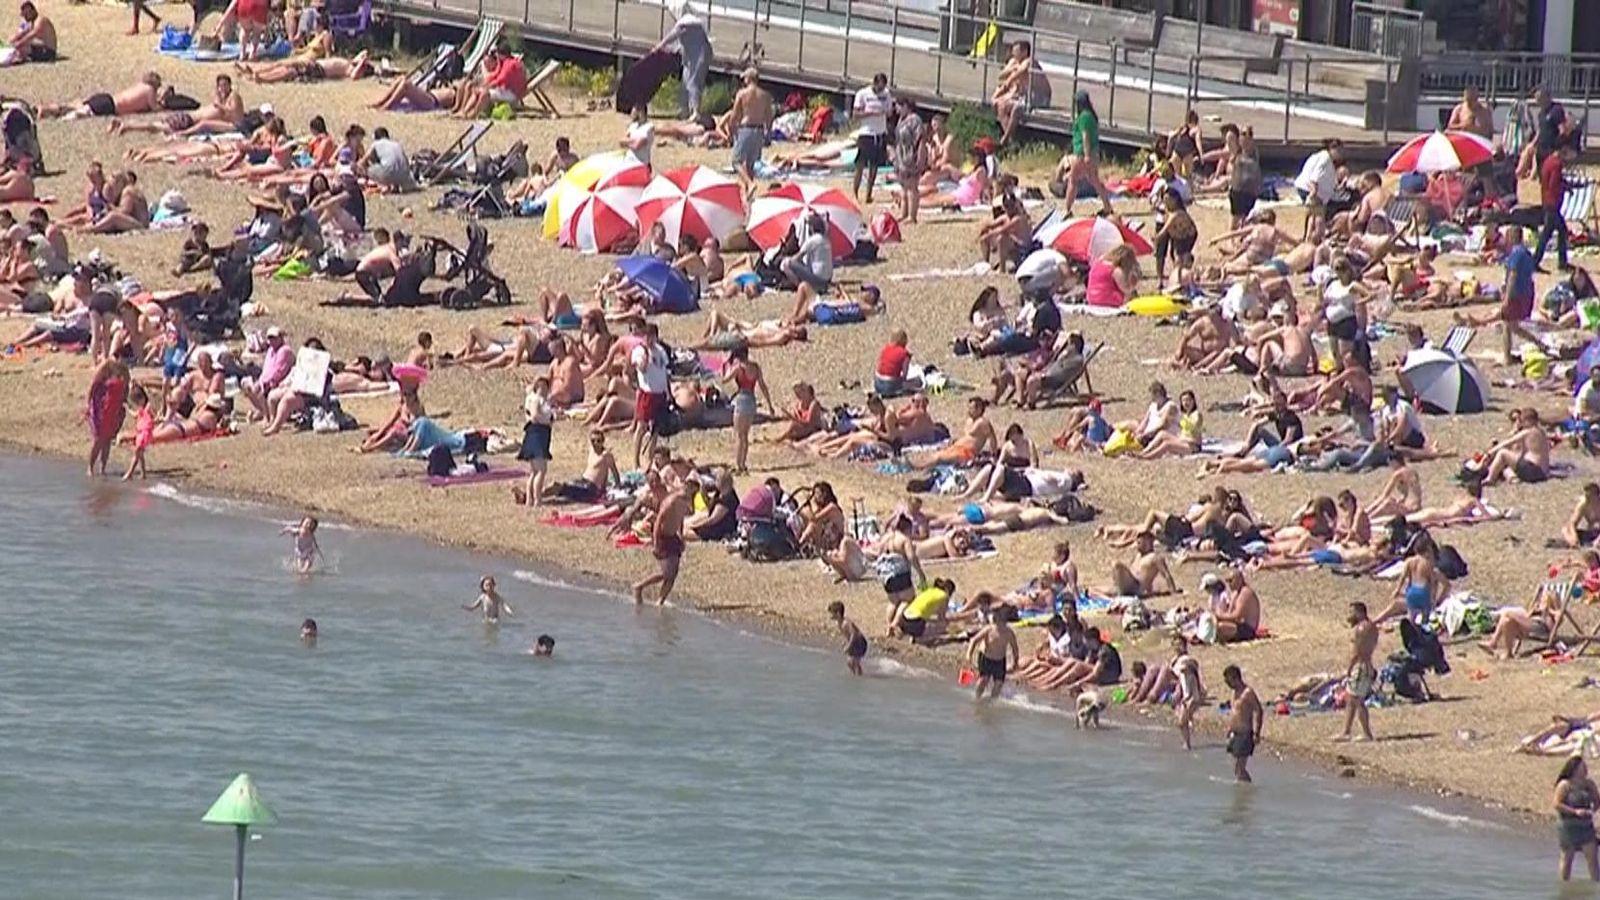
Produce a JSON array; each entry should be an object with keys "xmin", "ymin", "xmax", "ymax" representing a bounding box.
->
[{"xmin": 380, "ymin": 0, "xmax": 1404, "ymax": 163}]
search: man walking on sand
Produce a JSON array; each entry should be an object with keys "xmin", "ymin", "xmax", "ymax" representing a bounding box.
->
[
  {"xmin": 727, "ymin": 68, "xmax": 773, "ymax": 199},
  {"xmin": 851, "ymin": 73, "xmax": 892, "ymax": 204},
  {"xmin": 1223, "ymin": 664, "xmax": 1262, "ymax": 783},
  {"xmin": 1337, "ymin": 601, "xmax": 1379, "ymax": 743},
  {"xmin": 633, "ymin": 480, "xmax": 688, "ymax": 605},
  {"xmin": 630, "ymin": 323, "xmax": 671, "ymax": 469}
]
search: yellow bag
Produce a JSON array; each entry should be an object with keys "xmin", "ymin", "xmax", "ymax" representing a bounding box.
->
[{"xmin": 1102, "ymin": 427, "xmax": 1136, "ymax": 458}]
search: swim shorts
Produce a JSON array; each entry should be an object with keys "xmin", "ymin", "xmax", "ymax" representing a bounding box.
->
[
  {"xmin": 898, "ymin": 616, "xmax": 927, "ymax": 639},
  {"xmin": 555, "ymin": 479, "xmax": 602, "ymax": 503},
  {"xmin": 977, "ymin": 653, "xmax": 1007, "ymax": 682},
  {"xmin": 85, "ymin": 93, "xmax": 116, "ymax": 117},
  {"xmin": 847, "ymin": 633, "xmax": 869, "ymax": 659},
  {"xmin": 1309, "ymin": 548, "xmax": 1343, "ymax": 566},
  {"xmin": 813, "ymin": 303, "xmax": 864, "ymax": 326},
  {"xmin": 732, "ymin": 125, "xmax": 765, "ymax": 172},
  {"xmin": 27, "ymin": 44, "xmax": 55, "ymax": 63},
  {"xmin": 1226, "ymin": 728, "xmax": 1255, "ymax": 759},
  {"xmin": 882, "ymin": 570, "xmax": 913, "ymax": 597},
  {"xmin": 855, "ymin": 132, "xmax": 887, "ymax": 170},
  {"xmin": 1513, "ymin": 459, "xmax": 1549, "ymax": 483},
  {"xmin": 1346, "ymin": 662, "xmax": 1376, "ymax": 700},
  {"xmin": 653, "ymin": 534, "xmax": 685, "ymax": 560},
  {"xmin": 1228, "ymin": 189, "xmax": 1255, "ymax": 220},
  {"xmin": 634, "ymin": 389, "xmax": 668, "ymax": 428},
  {"xmin": 1234, "ymin": 620, "xmax": 1258, "ymax": 642}
]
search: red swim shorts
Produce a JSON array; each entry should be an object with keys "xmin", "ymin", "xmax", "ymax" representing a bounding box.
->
[{"xmin": 634, "ymin": 389, "xmax": 667, "ymax": 426}]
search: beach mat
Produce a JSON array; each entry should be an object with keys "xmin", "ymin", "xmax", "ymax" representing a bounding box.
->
[{"xmin": 425, "ymin": 468, "xmax": 522, "ymax": 488}]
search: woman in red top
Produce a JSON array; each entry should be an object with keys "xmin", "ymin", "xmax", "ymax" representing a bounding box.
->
[
  {"xmin": 85, "ymin": 359, "xmax": 129, "ymax": 477},
  {"xmin": 1534, "ymin": 145, "xmax": 1575, "ymax": 271},
  {"xmin": 1085, "ymin": 244, "xmax": 1139, "ymax": 308},
  {"xmin": 874, "ymin": 329, "xmax": 920, "ymax": 397}
]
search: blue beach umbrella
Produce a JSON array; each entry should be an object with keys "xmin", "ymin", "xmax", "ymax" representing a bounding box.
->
[{"xmin": 615, "ymin": 256, "xmax": 698, "ymax": 314}]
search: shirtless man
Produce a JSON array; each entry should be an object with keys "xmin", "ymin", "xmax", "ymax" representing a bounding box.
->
[
  {"xmin": 1337, "ymin": 601, "xmax": 1379, "ymax": 743},
  {"xmin": 1482, "ymin": 407, "xmax": 1553, "ymax": 484},
  {"xmin": 404, "ymin": 331, "xmax": 434, "ymax": 369},
  {"xmin": 463, "ymin": 575, "xmax": 513, "ymax": 623},
  {"xmin": 37, "ymin": 71, "xmax": 168, "ymax": 119},
  {"xmin": 170, "ymin": 349, "xmax": 225, "ymax": 416},
  {"xmin": 1446, "ymin": 85, "xmax": 1495, "ymax": 139},
  {"xmin": 1252, "ymin": 304, "xmax": 1315, "ymax": 376},
  {"xmin": 531, "ymin": 431, "xmax": 619, "ymax": 506},
  {"xmin": 965, "ymin": 600, "xmax": 1019, "ymax": 701},
  {"xmin": 1223, "ymin": 664, "xmax": 1263, "ymax": 783},
  {"xmin": 1171, "ymin": 302, "xmax": 1237, "ymax": 370},
  {"xmin": 10, "ymin": 2, "xmax": 56, "ymax": 63},
  {"xmin": 1213, "ymin": 210, "xmax": 1298, "ymax": 275},
  {"xmin": 910, "ymin": 397, "xmax": 998, "ymax": 469},
  {"xmin": 1565, "ymin": 483, "xmax": 1600, "ymax": 549},
  {"xmin": 633, "ymin": 482, "xmax": 689, "ymax": 605},
  {"xmin": 112, "ymin": 73, "xmax": 244, "ymax": 137},
  {"xmin": 1215, "ymin": 568, "xmax": 1262, "ymax": 643},
  {"xmin": 547, "ymin": 338, "xmax": 586, "ymax": 408},
  {"xmin": 726, "ymin": 67, "xmax": 775, "ymax": 198},
  {"xmin": 1106, "ymin": 531, "xmax": 1180, "ymax": 598},
  {"xmin": 1365, "ymin": 455, "xmax": 1423, "ymax": 520},
  {"xmin": 82, "ymin": 170, "xmax": 149, "ymax": 234}
]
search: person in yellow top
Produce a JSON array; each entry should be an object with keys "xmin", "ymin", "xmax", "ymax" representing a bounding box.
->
[
  {"xmin": 890, "ymin": 577, "xmax": 956, "ymax": 643},
  {"xmin": 1139, "ymin": 389, "xmax": 1204, "ymax": 459}
]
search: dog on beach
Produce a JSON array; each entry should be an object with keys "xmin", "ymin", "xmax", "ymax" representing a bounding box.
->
[{"xmin": 1075, "ymin": 691, "xmax": 1106, "ymax": 729}]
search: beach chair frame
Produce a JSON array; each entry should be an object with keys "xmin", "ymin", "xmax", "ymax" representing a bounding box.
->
[
  {"xmin": 1561, "ymin": 175, "xmax": 1599, "ymax": 241},
  {"xmin": 518, "ymin": 58, "xmax": 563, "ymax": 119},
  {"xmin": 423, "ymin": 120, "xmax": 494, "ymax": 185},
  {"xmin": 1440, "ymin": 325, "xmax": 1475, "ymax": 356},
  {"xmin": 1531, "ymin": 577, "xmax": 1600, "ymax": 657}
]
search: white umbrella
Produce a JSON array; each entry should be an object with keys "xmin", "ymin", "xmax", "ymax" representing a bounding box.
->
[{"xmin": 1402, "ymin": 348, "xmax": 1489, "ymax": 414}]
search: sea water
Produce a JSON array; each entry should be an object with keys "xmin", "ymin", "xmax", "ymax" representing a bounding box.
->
[{"xmin": 0, "ymin": 456, "xmax": 1564, "ymax": 899}]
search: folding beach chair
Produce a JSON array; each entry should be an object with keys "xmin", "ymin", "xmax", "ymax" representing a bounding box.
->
[
  {"xmin": 520, "ymin": 59, "xmax": 563, "ymax": 118},
  {"xmin": 1440, "ymin": 325, "xmax": 1475, "ymax": 357},
  {"xmin": 1561, "ymin": 175, "xmax": 1599, "ymax": 240},
  {"xmin": 422, "ymin": 120, "xmax": 493, "ymax": 185},
  {"xmin": 410, "ymin": 42, "xmax": 459, "ymax": 90},
  {"xmin": 462, "ymin": 18, "xmax": 504, "ymax": 76},
  {"xmin": 1531, "ymin": 577, "xmax": 1600, "ymax": 657}
]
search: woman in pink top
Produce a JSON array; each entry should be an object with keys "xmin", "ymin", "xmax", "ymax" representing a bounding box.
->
[{"xmin": 1085, "ymin": 244, "xmax": 1139, "ymax": 308}]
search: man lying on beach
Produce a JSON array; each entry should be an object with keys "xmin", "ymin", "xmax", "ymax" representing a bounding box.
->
[
  {"xmin": 6, "ymin": 3, "xmax": 56, "ymax": 65},
  {"xmin": 36, "ymin": 72, "xmax": 182, "ymax": 120},
  {"xmin": 241, "ymin": 50, "xmax": 373, "ymax": 85},
  {"xmin": 690, "ymin": 309, "xmax": 809, "ymax": 351}
]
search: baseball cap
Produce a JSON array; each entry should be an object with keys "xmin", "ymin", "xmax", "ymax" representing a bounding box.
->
[
  {"xmin": 266, "ymin": 326, "xmax": 284, "ymax": 339},
  {"xmin": 1200, "ymin": 573, "xmax": 1223, "ymax": 592}
]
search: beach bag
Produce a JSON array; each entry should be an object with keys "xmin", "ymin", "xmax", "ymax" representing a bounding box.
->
[
  {"xmin": 160, "ymin": 25, "xmax": 193, "ymax": 52},
  {"xmin": 1437, "ymin": 544, "xmax": 1468, "ymax": 580},
  {"xmin": 1101, "ymin": 427, "xmax": 1136, "ymax": 458},
  {"xmin": 1580, "ymin": 297, "xmax": 1600, "ymax": 331},
  {"xmin": 426, "ymin": 444, "xmax": 456, "ymax": 477},
  {"xmin": 870, "ymin": 211, "xmax": 902, "ymax": 245}
]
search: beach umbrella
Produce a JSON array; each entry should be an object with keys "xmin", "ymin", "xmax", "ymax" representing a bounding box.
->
[
  {"xmin": 560, "ymin": 183, "xmax": 645, "ymax": 253},
  {"xmin": 1035, "ymin": 216, "xmax": 1152, "ymax": 262},
  {"xmin": 746, "ymin": 182, "xmax": 862, "ymax": 259},
  {"xmin": 1386, "ymin": 130, "xmax": 1495, "ymax": 174},
  {"xmin": 202, "ymin": 773, "xmax": 276, "ymax": 900},
  {"xmin": 636, "ymin": 165, "xmax": 746, "ymax": 246},
  {"xmin": 615, "ymin": 256, "xmax": 698, "ymax": 313},
  {"xmin": 1402, "ymin": 347, "xmax": 1488, "ymax": 414},
  {"xmin": 541, "ymin": 152, "xmax": 651, "ymax": 240}
]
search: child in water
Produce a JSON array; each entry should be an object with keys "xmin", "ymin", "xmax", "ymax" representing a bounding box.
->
[
  {"xmin": 122, "ymin": 383, "xmax": 155, "ymax": 481},
  {"xmin": 531, "ymin": 634, "xmax": 555, "ymax": 656},
  {"xmin": 282, "ymin": 516, "xmax": 321, "ymax": 574},
  {"xmin": 828, "ymin": 600, "xmax": 868, "ymax": 676},
  {"xmin": 464, "ymin": 575, "xmax": 512, "ymax": 623}
]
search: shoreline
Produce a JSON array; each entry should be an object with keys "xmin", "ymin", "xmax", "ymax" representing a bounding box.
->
[{"xmin": 1, "ymin": 440, "xmax": 1544, "ymax": 832}]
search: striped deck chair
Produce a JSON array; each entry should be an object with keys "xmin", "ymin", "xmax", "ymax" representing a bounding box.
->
[
  {"xmin": 1562, "ymin": 175, "xmax": 1600, "ymax": 239},
  {"xmin": 1528, "ymin": 577, "xmax": 1594, "ymax": 657},
  {"xmin": 462, "ymin": 19, "xmax": 505, "ymax": 76},
  {"xmin": 1440, "ymin": 325, "xmax": 1475, "ymax": 356},
  {"xmin": 1503, "ymin": 99, "xmax": 1537, "ymax": 160}
]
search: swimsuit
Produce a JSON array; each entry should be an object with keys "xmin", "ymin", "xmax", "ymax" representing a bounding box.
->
[
  {"xmin": 653, "ymin": 534, "xmax": 685, "ymax": 560},
  {"xmin": 1403, "ymin": 582, "xmax": 1432, "ymax": 616},
  {"xmin": 1513, "ymin": 459, "xmax": 1549, "ymax": 483},
  {"xmin": 1226, "ymin": 728, "xmax": 1255, "ymax": 759},
  {"xmin": 84, "ymin": 93, "xmax": 116, "ymax": 117},
  {"xmin": 976, "ymin": 653, "xmax": 1007, "ymax": 682},
  {"xmin": 846, "ymin": 632, "xmax": 868, "ymax": 659}
]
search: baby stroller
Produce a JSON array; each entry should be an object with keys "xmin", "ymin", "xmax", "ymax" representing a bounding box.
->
[
  {"xmin": 426, "ymin": 223, "xmax": 511, "ymax": 309},
  {"xmin": 1382, "ymin": 618, "xmax": 1450, "ymax": 702},
  {"xmin": 1, "ymin": 104, "xmax": 43, "ymax": 177}
]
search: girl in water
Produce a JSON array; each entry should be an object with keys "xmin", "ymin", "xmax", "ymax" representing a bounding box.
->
[
  {"xmin": 464, "ymin": 576, "xmax": 513, "ymax": 623},
  {"xmin": 122, "ymin": 383, "xmax": 154, "ymax": 481},
  {"xmin": 282, "ymin": 515, "xmax": 321, "ymax": 574}
]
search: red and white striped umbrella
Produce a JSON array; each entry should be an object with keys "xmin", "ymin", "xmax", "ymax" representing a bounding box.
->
[
  {"xmin": 746, "ymin": 183, "xmax": 862, "ymax": 259},
  {"xmin": 1386, "ymin": 130, "xmax": 1495, "ymax": 174},
  {"xmin": 1035, "ymin": 216, "xmax": 1152, "ymax": 262},
  {"xmin": 636, "ymin": 165, "xmax": 747, "ymax": 246},
  {"xmin": 560, "ymin": 183, "xmax": 644, "ymax": 254}
]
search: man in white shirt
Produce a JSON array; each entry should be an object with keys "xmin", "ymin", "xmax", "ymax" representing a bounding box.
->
[
  {"xmin": 1293, "ymin": 139, "xmax": 1343, "ymax": 240},
  {"xmin": 629, "ymin": 322, "xmax": 672, "ymax": 467},
  {"xmin": 1376, "ymin": 384, "xmax": 1426, "ymax": 450},
  {"xmin": 782, "ymin": 212, "xmax": 834, "ymax": 306},
  {"xmin": 852, "ymin": 73, "xmax": 892, "ymax": 203}
]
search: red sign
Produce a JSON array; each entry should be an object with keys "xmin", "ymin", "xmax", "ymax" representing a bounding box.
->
[{"xmin": 1254, "ymin": 0, "xmax": 1302, "ymax": 38}]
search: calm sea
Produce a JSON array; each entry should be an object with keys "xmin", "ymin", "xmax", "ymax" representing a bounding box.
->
[{"xmin": 0, "ymin": 456, "xmax": 1565, "ymax": 899}]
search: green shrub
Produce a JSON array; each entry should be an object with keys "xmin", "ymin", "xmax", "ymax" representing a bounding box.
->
[
  {"xmin": 946, "ymin": 101, "xmax": 1000, "ymax": 150},
  {"xmin": 1002, "ymin": 139, "xmax": 1064, "ymax": 175},
  {"xmin": 700, "ymin": 79, "xmax": 735, "ymax": 116},
  {"xmin": 651, "ymin": 75, "xmax": 683, "ymax": 114},
  {"xmin": 587, "ymin": 68, "xmax": 617, "ymax": 98},
  {"xmin": 554, "ymin": 62, "xmax": 591, "ymax": 91}
]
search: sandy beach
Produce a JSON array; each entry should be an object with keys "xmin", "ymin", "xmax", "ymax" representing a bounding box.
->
[{"xmin": 4, "ymin": 2, "xmax": 1597, "ymax": 823}]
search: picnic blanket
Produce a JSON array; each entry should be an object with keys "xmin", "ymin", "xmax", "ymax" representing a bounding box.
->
[{"xmin": 159, "ymin": 40, "xmax": 291, "ymax": 63}]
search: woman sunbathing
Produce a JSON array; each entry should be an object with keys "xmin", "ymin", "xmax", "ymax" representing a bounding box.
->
[
  {"xmin": 768, "ymin": 382, "xmax": 825, "ymax": 443},
  {"xmin": 1405, "ymin": 480, "xmax": 1516, "ymax": 528},
  {"xmin": 150, "ymin": 394, "xmax": 229, "ymax": 442},
  {"xmin": 242, "ymin": 51, "xmax": 372, "ymax": 84},
  {"xmin": 803, "ymin": 394, "xmax": 899, "ymax": 460}
]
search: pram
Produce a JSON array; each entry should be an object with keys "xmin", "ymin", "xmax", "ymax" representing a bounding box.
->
[
  {"xmin": 430, "ymin": 222, "xmax": 511, "ymax": 308},
  {"xmin": 1, "ymin": 104, "xmax": 43, "ymax": 176},
  {"xmin": 434, "ymin": 140, "xmax": 527, "ymax": 219}
]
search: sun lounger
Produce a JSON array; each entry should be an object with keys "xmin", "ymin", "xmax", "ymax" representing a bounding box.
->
[
  {"xmin": 1561, "ymin": 175, "xmax": 1599, "ymax": 238},
  {"xmin": 519, "ymin": 58, "xmax": 562, "ymax": 118}
]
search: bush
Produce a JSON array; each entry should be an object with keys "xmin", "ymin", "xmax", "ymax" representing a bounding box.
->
[
  {"xmin": 700, "ymin": 79, "xmax": 735, "ymax": 117},
  {"xmin": 1002, "ymin": 140, "xmax": 1064, "ymax": 175},
  {"xmin": 651, "ymin": 75, "xmax": 683, "ymax": 114},
  {"xmin": 587, "ymin": 68, "xmax": 617, "ymax": 98},
  {"xmin": 946, "ymin": 102, "xmax": 1000, "ymax": 151},
  {"xmin": 554, "ymin": 62, "xmax": 591, "ymax": 91}
]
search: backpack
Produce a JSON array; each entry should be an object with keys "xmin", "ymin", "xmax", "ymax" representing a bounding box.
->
[
  {"xmin": 1436, "ymin": 544, "xmax": 1469, "ymax": 580},
  {"xmin": 426, "ymin": 444, "xmax": 456, "ymax": 477}
]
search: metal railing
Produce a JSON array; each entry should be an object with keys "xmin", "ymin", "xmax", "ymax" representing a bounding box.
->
[
  {"xmin": 1416, "ymin": 52, "xmax": 1600, "ymax": 103},
  {"xmin": 1349, "ymin": 1, "xmax": 1422, "ymax": 59},
  {"xmin": 382, "ymin": 0, "xmax": 1407, "ymax": 146}
]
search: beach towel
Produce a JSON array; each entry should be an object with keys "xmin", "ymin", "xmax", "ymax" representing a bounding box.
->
[
  {"xmin": 159, "ymin": 40, "xmax": 291, "ymax": 62},
  {"xmin": 425, "ymin": 468, "xmax": 522, "ymax": 487}
]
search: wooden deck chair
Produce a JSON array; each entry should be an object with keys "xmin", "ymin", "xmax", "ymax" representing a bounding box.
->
[
  {"xmin": 520, "ymin": 59, "xmax": 562, "ymax": 118},
  {"xmin": 409, "ymin": 42, "xmax": 457, "ymax": 89},
  {"xmin": 1535, "ymin": 577, "xmax": 1600, "ymax": 657},
  {"xmin": 1561, "ymin": 175, "xmax": 1599, "ymax": 239},
  {"xmin": 462, "ymin": 18, "xmax": 505, "ymax": 76},
  {"xmin": 1440, "ymin": 325, "xmax": 1475, "ymax": 356},
  {"xmin": 423, "ymin": 120, "xmax": 493, "ymax": 185},
  {"xmin": 1381, "ymin": 194, "xmax": 1422, "ymax": 236}
]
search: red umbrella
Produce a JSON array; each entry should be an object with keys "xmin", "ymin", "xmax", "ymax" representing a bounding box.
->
[
  {"xmin": 559, "ymin": 184, "xmax": 644, "ymax": 253},
  {"xmin": 1035, "ymin": 216, "xmax": 1152, "ymax": 262},
  {"xmin": 1386, "ymin": 130, "xmax": 1495, "ymax": 174},
  {"xmin": 746, "ymin": 183, "xmax": 862, "ymax": 259},
  {"xmin": 636, "ymin": 165, "xmax": 747, "ymax": 246}
]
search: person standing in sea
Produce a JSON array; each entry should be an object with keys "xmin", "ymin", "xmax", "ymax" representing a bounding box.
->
[
  {"xmin": 1336, "ymin": 601, "xmax": 1378, "ymax": 743},
  {"xmin": 1555, "ymin": 755, "xmax": 1599, "ymax": 881},
  {"xmin": 84, "ymin": 358, "xmax": 128, "ymax": 477},
  {"xmin": 965, "ymin": 599, "xmax": 1018, "ymax": 701},
  {"xmin": 633, "ymin": 480, "xmax": 688, "ymax": 605},
  {"xmin": 1223, "ymin": 664, "xmax": 1262, "ymax": 783}
]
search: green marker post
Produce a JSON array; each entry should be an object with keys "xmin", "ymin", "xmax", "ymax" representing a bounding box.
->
[{"xmin": 201, "ymin": 773, "xmax": 277, "ymax": 900}]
